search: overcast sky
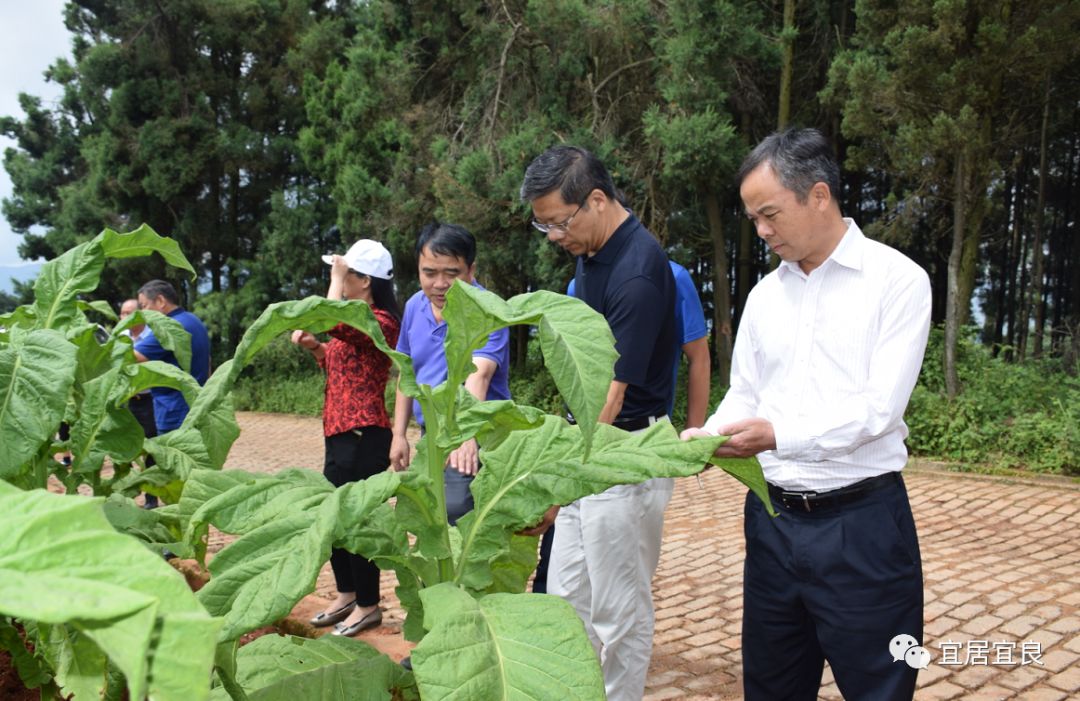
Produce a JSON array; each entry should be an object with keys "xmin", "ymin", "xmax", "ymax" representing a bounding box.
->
[{"xmin": 0, "ymin": 0, "xmax": 71, "ymax": 266}]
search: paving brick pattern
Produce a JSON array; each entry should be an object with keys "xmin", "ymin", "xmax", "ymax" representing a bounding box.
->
[{"xmin": 222, "ymin": 412, "xmax": 1080, "ymax": 700}]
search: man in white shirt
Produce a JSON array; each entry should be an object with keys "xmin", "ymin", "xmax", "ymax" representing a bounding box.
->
[{"xmin": 683, "ymin": 128, "xmax": 931, "ymax": 700}]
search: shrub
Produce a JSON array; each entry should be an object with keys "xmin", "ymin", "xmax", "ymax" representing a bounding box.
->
[{"xmin": 905, "ymin": 327, "xmax": 1080, "ymax": 474}]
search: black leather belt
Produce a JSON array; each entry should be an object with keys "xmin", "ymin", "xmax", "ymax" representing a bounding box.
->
[
  {"xmin": 612, "ymin": 415, "xmax": 665, "ymax": 431},
  {"xmin": 768, "ymin": 472, "xmax": 901, "ymax": 513},
  {"xmin": 565, "ymin": 414, "xmax": 666, "ymax": 431}
]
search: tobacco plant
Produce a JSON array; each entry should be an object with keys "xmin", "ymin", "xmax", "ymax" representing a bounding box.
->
[{"xmin": 0, "ymin": 230, "xmax": 771, "ymax": 700}]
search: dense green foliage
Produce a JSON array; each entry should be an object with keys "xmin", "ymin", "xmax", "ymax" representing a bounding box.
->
[
  {"xmin": 4, "ymin": 0, "xmax": 1079, "ymax": 391},
  {"xmin": 1, "ymin": 232, "xmax": 766, "ymax": 699},
  {"xmin": 907, "ymin": 329, "xmax": 1080, "ymax": 474}
]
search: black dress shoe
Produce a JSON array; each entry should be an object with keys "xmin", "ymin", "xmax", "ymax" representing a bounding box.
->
[
  {"xmin": 309, "ymin": 601, "xmax": 356, "ymax": 627},
  {"xmin": 331, "ymin": 608, "xmax": 382, "ymax": 637}
]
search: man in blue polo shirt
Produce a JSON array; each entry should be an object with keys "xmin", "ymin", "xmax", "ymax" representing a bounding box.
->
[
  {"xmin": 133, "ymin": 279, "xmax": 211, "ymax": 507},
  {"xmin": 520, "ymin": 145, "xmax": 678, "ymax": 701},
  {"xmin": 389, "ymin": 222, "xmax": 510, "ymax": 524}
]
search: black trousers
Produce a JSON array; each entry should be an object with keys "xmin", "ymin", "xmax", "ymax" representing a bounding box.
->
[
  {"xmin": 324, "ymin": 427, "xmax": 392, "ymax": 606},
  {"xmin": 532, "ymin": 525, "xmax": 555, "ymax": 593},
  {"xmin": 742, "ymin": 475, "xmax": 923, "ymax": 701},
  {"xmin": 129, "ymin": 394, "xmax": 158, "ymax": 441}
]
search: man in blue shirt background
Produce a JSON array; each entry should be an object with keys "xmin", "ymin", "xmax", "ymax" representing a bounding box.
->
[{"xmin": 133, "ymin": 279, "xmax": 211, "ymax": 506}]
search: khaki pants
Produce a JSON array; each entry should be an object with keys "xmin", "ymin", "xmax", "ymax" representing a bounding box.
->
[{"xmin": 548, "ymin": 476, "xmax": 674, "ymax": 701}]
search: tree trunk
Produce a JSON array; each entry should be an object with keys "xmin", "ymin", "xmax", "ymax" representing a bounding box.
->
[
  {"xmin": 777, "ymin": 0, "xmax": 797, "ymax": 129},
  {"xmin": 945, "ymin": 153, "xmax": 967, "ymax": 399},
  {"xmin": 704, "ymin": 191, "xmax": 732, "ymax": 384},
  {"xmin": 736, "ymin": 110, "xmax": 755, "ymax": 326},
  {"xmin": 1030, "ymin": 75, "xmax": 1051, "ymax": 359}
]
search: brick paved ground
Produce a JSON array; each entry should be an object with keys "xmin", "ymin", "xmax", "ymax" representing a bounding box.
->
[{"xmin": 222, "ymin": 412, "xmax": 1080, "ymax": 700}]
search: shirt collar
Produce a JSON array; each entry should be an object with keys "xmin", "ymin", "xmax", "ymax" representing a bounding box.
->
[
  {"xmin": 777, "ymin": 218, "xmax": 865, "ymax": 279},
  {"xmin": 588, "ymin": 211, "xmax": 638, "ymax": 265}
]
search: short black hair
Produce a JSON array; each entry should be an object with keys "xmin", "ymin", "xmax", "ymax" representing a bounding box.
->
[
  {"xmin": 737, "ymin": 127, "xmax": 841, "ymax": 204},
  {"xmin": 415, "ymin": 222, "xmax": 477, "ymax": 267},
  {"xmin": 519, "ymin": 145, "xmax": 618, "ymax": 205},
  {"xmin": 138, "ymin": 279, "xmax": 180, "ymax": 306}
]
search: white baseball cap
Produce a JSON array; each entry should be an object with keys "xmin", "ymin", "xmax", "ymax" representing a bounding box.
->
[{"xmin": 322, "ymin": 239, "xmax": 394, "ymax": 279}]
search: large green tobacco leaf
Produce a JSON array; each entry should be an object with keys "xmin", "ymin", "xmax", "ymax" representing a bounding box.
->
[
  {"xmin": 199, "ymin": 509, "xmax": 334, "ymax": 641},
  {"xmin": 440, "ymin": 284, "xmax": 617, "ymax": 454},
  {"xmin": 184, "ymin": 468, "xmax": 334, "ymax": 544},
  {"xmin": 506, "ymin": 290, "xmax": 620, "ymax": 447},
  {"xmin": 197, "ymin": 390, "xmax": 241, "ymax": 469},
  {"xmin": 102, "ymin": 494, "xmax": 187, "ymax": 556},
  {"xmin": 454, "ymin": 416, "xmax": 748, "ymax": 591},
  {"xmin": 709, "ymin": 454, "xmax": 774, "ymax": 511},
  {"xmin": 210, "ymin": 634, "xmax": 412, "ymax": 701},
  {"xmin": 31, "ymin": 226, "xmax": 193, "ymax": 333},
  {"xmin": 31, "ymin": 239, "xmax": 107, "ymax": 330},
  {"xmin": 176, "ymin": 469, "xmax": 258, "ymax": 563},
  {"xmin": 126, "ymin": 309, "xmax": 194, "ymax": 373},
  {"xmin": 0, "ymin": 328, "xmax": 78, "ymax": 475},
  {"xmin": 438, "ymin": 389, "xmax": 546, "ymax": 453},
  {"xmin": 230, "ymin": 297, "xmax": 415, "ymax": 392},
  {"xmin": 197, "ymin": 472, "xmax": 400, "ymax": 641},
  {"xmin": 144, "ymin": 426, "xmax": 214, "ymax": 481},
  {"xmin": 487, "ymin": 534, "xmax": 541, "ymax": 594},
  {"xmin": 0, "ymin": 483, "xmax": 222, "ymax": 701},
  {"xmin": 0, "ymin": 304, "xmax": 36, "ymax": 332},
  {"xmin": 69, "ymin": 323, "xmax": 127, "ymax": 386},
  {"xmin": 127, "ymin": 359, "xmax": 201, "ymax": 408},
  {"xmin": 412, "ymin": 584, "xmax": 605, "ymax": 701},
  {"xmin": 78, "ymin": 299, "xmax": 118, "ymax": 321},
  {"xmin": 99, "ymin": 224, "xmax": 196, "ymax": 276},
  {"xmin": 35, "ymin": 623, "xmax": 108, "ymax": 700},
  {"xmin": 393, "ymin": 449, "xmax": 450, "ymax": 561},
  {"xmin": 68, "ymin": 368, "xmax": 145, "ymax": 475}
]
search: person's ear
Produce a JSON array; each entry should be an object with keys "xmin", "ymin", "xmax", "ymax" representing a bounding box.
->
[
  {"xmin": 588, "ymin": 188, "xmax": 605, "ymax": 212},
  {"xmin": 811, "ymin": 181, "xmax": 832, "ymax": 211}
]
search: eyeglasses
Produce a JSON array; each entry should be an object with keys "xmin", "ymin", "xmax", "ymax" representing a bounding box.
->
[{"xmin": 531, "ymin": 201, "xmax": 584, "ymax": 235}]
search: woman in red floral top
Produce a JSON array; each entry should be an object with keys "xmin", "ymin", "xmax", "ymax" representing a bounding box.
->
[{"xmin": 291, "ymin": 239, "xmax": 401, "ymax": 637}]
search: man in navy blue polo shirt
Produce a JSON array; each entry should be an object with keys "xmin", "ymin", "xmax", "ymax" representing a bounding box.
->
[
  {"xmin": 133, "ymin": 279, "xmax": 211, "ymax": 507},
  {"xmin": 520, "ymin": 145, "xmax": 677, "ymax": 701},
  {"xmin": 568, "ymin": 259, "xmax": 710, "ymax": 427},
  {"xmin": 389, "ymin": 222, "xmax": 511, "ymax": 524}
]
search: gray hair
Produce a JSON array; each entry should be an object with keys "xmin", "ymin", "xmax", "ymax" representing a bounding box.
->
[
  {"xmin": 519, "ymin": 145, "xmax": 618, "ymax": 204},
  {"xmin": 737, "ymin": 127, "xmax": 841, "ymax": 204}
]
